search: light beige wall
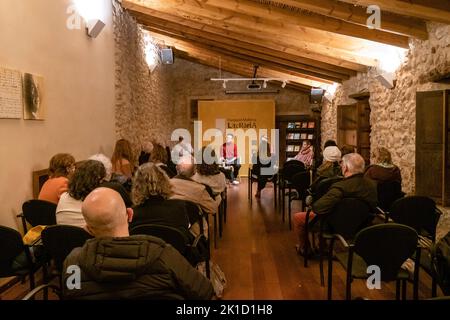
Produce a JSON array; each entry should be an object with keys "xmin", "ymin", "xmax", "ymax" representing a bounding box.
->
[{"xmin": 0, "ymin": 0, "xmax": 115, "ymax": 229}]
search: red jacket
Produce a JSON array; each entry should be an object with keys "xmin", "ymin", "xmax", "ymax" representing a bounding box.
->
[{"xmin": 222, "ymin": 143, "xmax": 237, "ymax": 159}]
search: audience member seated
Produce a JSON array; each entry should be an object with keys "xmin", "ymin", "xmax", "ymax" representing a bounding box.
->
[
  {"xmin": 364, "ymin": 147, "xmax": 402, "ymax": 184},
  {"xmin": 172, "ymin": 136, "xmax": 194, "ymax": 163},
  {"xmin": 293, "ymin": 153, "xmax": 377, "ymax": 256},
  {"xmin": 252, "ymin": 136, "xmax": 275, "ymax": 198},
  {"xmin": 130, "ymin": 163, "xmax": 191, "ymax": 238},
  {"xmin": 324, "ymin": 140, "xmax": 337, "ymax": 148},
  {"xmin": 170, "ymin": 155, "xmax": 220, "ymax": 216},
  {"xmin": 88, "ymin": 153, "xmax": 112, "ymax": 182},
  {"xmin": 192, "ymin": 147, "xmax": 226, "ymax": 197},
  {"xmin": 138, "ymin": 141, "xmax": 154, "ymax": 166},
  {"xmin": 56, "ymin": 160, "xmax": 106, "ymax": 228},
  {"xmin": 294, "ymin": 140, "xmax": 314, "ymax": 168},
  {"xmin": 309, "ymin": 146, "xmax": 342, "ymax": 195},
  {"xmin": 340, "ymin": 144, "xmax": 355, "ymax": 156},
  {"xmin": 221, "ymin": 133, "xmax": 241, "ymax": 185},
  {"xmin": 38, "ymin": 153, "xmax": 76, "ymax": 204},
  {"xmin": 151, "ymin": 143, "xmax": 176, "ymax": 178},
  {"xmin": 111, "ymin": 138, "xmax": 135, "ymax": 180},
  {"xmin": 62, "ymin": 187, "xmax": 214, "ymax": 300}
]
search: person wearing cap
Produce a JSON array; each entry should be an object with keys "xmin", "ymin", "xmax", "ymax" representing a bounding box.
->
[{"xmin": 308, "ymin": 145, "xmax": 342, "ymax": 195}]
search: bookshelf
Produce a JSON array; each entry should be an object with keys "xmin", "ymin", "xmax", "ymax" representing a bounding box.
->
[{"xmin": 276, "ymin": 115, "xmax": 321, "ymax": 166}]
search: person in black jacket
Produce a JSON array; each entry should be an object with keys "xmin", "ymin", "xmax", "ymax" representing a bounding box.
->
[
  {"xmin": 130, "ymin": 163, "xmax": 191, "ymax": 237},
  {"xmin": 63, "ymin": 187, "xmax": 213, "ymax": 300}
]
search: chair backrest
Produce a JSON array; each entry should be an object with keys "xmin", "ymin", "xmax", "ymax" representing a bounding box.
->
[
  {"xmin": 282, "ymin": 160, "xmax": 306, "ymax": 181},
  {"xmin": 291, "ymin": 171, "xmax": 311, "ymax": 198},
  {"xmin": 377, "ymin": 180, "xmax": 403, "ymax": 211},
  {"xmin": 314, "ymin": 176, "xmax": 343, "ymax": 200},
  {"xmin": 354, "ymin": 223, "xmax": 418, "ymax": 281},
  {"xmin": 389, "ymin": 196, "xmax": 440, "ymax": 240},
  {"xmin": 22, "ymin": 199, "xmax": 57, "ymax": 227},
  {"xmin": 0, "ymin": 226, "xmax": 27, "ymax": 277},
  {"xmin": 323, "ymin": 198, "xmax": 374, "ymax": 239},
  {"xmin": 41, "ymin": 225, "xmax": 92, "ymax": 271},
  {"xmin": 129, "ymin": 224, "xmax": 190, "ymax": 256}
]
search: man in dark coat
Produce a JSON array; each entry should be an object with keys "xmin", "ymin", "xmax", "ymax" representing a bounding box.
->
[
  {"xmin": 62, "ymin": 187, "xmax": 214, "ymax": 300},
  {"xmin": 293, "ymin": 153, "xmax": 377, "ymax": 255}
]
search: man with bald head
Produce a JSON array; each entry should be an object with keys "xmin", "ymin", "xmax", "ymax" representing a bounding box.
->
[
  {"xmin": 293, "ymin": 153, "xmax": 377, "ymax": 255},
  {"xmin": 63, "ymin": 187, "xmax": 214, "ymax": 300}
]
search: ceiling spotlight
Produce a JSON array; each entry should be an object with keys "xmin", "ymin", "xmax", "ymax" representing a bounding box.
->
[
  {"xmin": 222, "ymin": 80, "xmax": 227, "ymax": 89},
  {"xmin": 281, "ymin": 81, "xmax": 287, "ymax": 88},
  {"xmin": 263, "ymin": 81, "xmax": 267, "ymax": 88}
]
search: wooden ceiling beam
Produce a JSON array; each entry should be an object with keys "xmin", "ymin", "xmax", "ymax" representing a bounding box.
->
[
  {"xmin": 152, "ymin": 35, "xmax": 327, "ymax": 87},
  {"xmin": 123, "ymin": 1, "xmax": 375, "ymax": 69},
  {"xmin": 271, "ymin": 0, "xmax": 428, "ymax": 39},
  {"xmin": 337, "ymin": 0, "xmax": 450, "ymax": 24},
  {"xmin": 200, "ymin": 0, "xmax": 410, "ymax": 47},
  {"xmin": 151, "ymin": 33, "xmax": 331, "ymax": 86},
  {"xmin": 140, "ymin": 19, "xmax": 349, "ymax": 82},
  {"xmin": 174, "ymin": 51, "xmax": 313, "ymax": 93},
  {"xmin": 146, "ymin": 26, "xmax": 341, "ymax": 83},
  {"xmin": 129, "ymin": 0, "xmax": 410, "ymax": 48},
  {"xmin": 134, "ymin": 12, "xmax": 354, "ymax": 79}
]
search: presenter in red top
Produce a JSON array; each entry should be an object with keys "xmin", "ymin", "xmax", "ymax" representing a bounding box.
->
[{"xmin": 221, "ymin": 133, "xmax": 241, "ymax": 185}]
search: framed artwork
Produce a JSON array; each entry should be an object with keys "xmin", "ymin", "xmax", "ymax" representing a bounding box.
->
[{"xmin": 23, "ymin": 73, "xmax": 45, "ymax": 120}]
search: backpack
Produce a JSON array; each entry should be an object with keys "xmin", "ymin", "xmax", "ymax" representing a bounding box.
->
[{"xmin": 433, "ymin": 231, "xmax": 450, "ymax": 295}]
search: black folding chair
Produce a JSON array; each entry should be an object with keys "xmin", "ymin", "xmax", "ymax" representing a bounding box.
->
[
  {"xmin": 317, "ymin": 198, "xmax": 374, "ymax": 293},
  {"xmin": 287, "ymin": 171, "xmax": 311, "ymax": 230},
  {"xmin": 130, "ymin": 223, "xmax": 210, "ymax": 279},
  {"xmin": 41, "ymin": 225, "xmax": 93, "ymax": 292},
  {"xmin": 387, "ymin": 196, "xmax": 442, "ymax": 298},
  {"xmin": 248, "ymin": 166, "xmax": 278, "ymax": 206},
  {"xmin": 18, "ymin": 200, "xmax": 57, "ymax": 233},
  {"xmin": 303, "ymin": 176, "xmax": 343, "ymax": 267},
  {"xmin": 0, "ymin": 226, "xmax": 45, "ymax": 294},
  {"xmin": 330, "ymin": 223, "xmax": 419, "ymax": 300},
  {"xmin": 280, "ymin": 160, "xmax": 306, "ymax": 223}
]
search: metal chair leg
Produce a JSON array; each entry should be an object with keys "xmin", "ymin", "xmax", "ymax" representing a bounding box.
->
[
  {"xmin": 327, "ymin": 238, "xmax": 334, "ymax": 300},
  {"xmin": 213, "ymin": 213, "xmax": 217, "ymax": 249},
  {"xmin": 402, "ymin": 279, "xmax": 407, "ymax": 300},
  {"xmin": 319, "ymin": 236, "xmax": 325, "ymax": 287},
  {"xmin": 396, "ymin": 280, "xmax": 401, "ymax": 300}
]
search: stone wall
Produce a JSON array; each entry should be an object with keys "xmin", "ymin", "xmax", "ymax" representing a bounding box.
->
[
  {"xmin": 321, "ymin": 22, "xmax": 450, "ymax": 194},
  {"xmin": 113, "ymin": 2, "xmax": 311, "ymax": 153},
  {"xmin": 113, "ymin": 1, "xmax": 174, "ymax": 153},
  {"xmin": 167, "ymin": 58, "xmax": 312, "ymax": 134}
]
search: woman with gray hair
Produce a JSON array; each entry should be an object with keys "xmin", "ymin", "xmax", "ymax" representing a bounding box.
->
[{"xmin": 130, "ymin": 163, "xmax": 191, "ymax": 238}]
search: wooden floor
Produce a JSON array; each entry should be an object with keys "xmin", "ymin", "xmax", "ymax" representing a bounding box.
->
[
  {"xmin": 1, "ymin": 177, "xmax": 442, "ymax": 300},
  {"xmin": 212, "ymin": 178, "xmax": 440, "ymax": 300}
]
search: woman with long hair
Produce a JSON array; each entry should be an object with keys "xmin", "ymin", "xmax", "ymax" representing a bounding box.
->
[{"xmin": 111, "ymin": 138, "xmax": 135, "ymax": 179}]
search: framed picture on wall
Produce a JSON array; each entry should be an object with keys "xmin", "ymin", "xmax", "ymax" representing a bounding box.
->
[{"xmin": 23, "ymin": 73, "xmax": 45, "ymax": 120}]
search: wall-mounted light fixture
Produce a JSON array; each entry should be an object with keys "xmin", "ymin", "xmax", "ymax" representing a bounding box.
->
[{"xmin": 74, "ymin": 0, "xmax": 106, "ymax": 38}]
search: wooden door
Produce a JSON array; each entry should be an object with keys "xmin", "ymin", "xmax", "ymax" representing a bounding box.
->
[
  {"xmin": 357, "ymin": 99, "xmax": 371, "ymax": 164},
  {"xmin": 337, "ymin": 104, "xmax": 357, "ymax": 149},
  {"xmin": 416, "ymin": 91, "xmax": 444, "ymax": 202},
  {"xmin": 444, "ymin": 90, "xmax": 450, "ymax": 206}
]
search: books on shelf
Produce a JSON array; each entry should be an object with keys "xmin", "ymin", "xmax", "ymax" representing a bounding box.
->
[
  {"xmin": 308, "ymin": 121, "xmax": 315, "ymax": 128},
  {"xmin": 287, "ymin": 145, "xmax": 294, "ymax": 152},
  {"xmin": 301, "ymin": 122, "xmax": 308, "ymax": 128},
  {"xmin": 286, "ymin": 133, "xmax": 294, "ymax": 139},
  {"xmin": 300, "ymin": 133, "xmax": 307, "ymax": 139},
  {"xmin": 287, "ymin": 122, "xmax": 295, "ymax": 129},
  {"xmin": 293, "ymin": 133, "xmax": 300, "ymax": 140},
  {"xmin": 293, "ymin": 145, "xmax": 300, "ymax": 152},
  {"xmin": 295, "ymin": 122, "xmax": 301, "ymax": 128},
  {"xmin": 308, "ymin": 134, "xmax": 314, "ymax": 140}
]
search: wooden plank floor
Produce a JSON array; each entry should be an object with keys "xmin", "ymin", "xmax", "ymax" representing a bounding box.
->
[
  {"xmin": 212, "ymin": 178, "xmax": 440, "ymax": 300},
  {"xmin": 1, "ymin": 177, "xmax": 443, "ymax": 300}
]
